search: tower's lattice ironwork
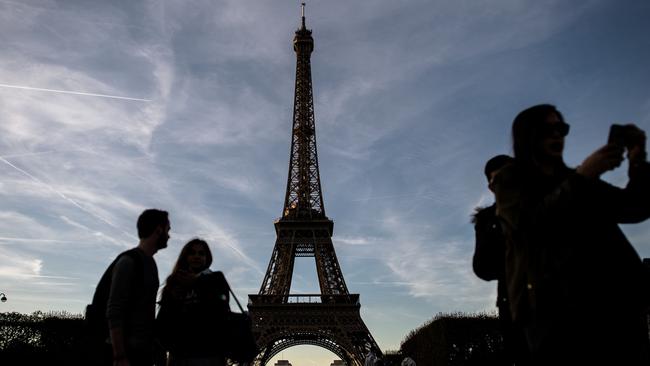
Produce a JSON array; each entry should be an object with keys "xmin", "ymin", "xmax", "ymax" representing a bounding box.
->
[{"xmin": 248, "ymin": 5, "xmax": 381, "ymax": 366}]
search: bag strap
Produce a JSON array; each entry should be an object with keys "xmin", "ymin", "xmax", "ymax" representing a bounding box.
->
[
  {"xmin": 228, "ymin": 286, "xmax": 246, "ymax": 313},
  {"xmin": 222, "ymin": 274, "xmax": 245, "ymax": 313}
]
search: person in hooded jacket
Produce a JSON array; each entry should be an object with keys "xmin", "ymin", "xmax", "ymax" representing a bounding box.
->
[{"xmin": 473, "ymin": 154, "xmax": 529, "ymax": 365}]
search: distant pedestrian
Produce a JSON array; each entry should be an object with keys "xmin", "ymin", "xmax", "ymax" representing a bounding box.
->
[
  {"xmin": 364, "ymin": 347, "xmax": 377, "ymax": 366},
  {"xmin": 494, "ymin": 104, "xmax": 650, "ymax": 364},
  {"xmin": 472, "ymin": 154, "xmax": 529, "ymax": 365},
  {"xmin": 400, "ymin": 356, "xmax": 415, "ymax": 366},
  {"xmin": 106, "ymin": 209, "xmax": 170, "ymax": 366}
]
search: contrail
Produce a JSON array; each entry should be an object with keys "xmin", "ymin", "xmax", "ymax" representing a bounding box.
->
[
  {"xmin": 19, "ymin": 274, "xmax": 80, "ymax": 280},
  {"xmin": 0, "ymin": 236, "xmax": 77, "ymax": 243},
  {"xmin": 222, "ymin": 242, "xmax": 265, "ymax": 276},
  {"xmin": 0, "ymin": 156, "xmax": 138, "ymax": 241},
  {"xmin": 0, "ymin": 148, "xmax": 89, "ymax": 159},
  {"xmin": 0, "ymin": 83, "xmax": 151, "ymax": 102}
]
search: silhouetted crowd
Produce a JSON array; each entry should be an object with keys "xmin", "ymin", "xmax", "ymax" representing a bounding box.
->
[
  {"xmin": 85, "ymin": 103, "xmax": 650, "ymax": 366},
  {"xmin": 473, "ymin": 104, "xmax": 650, "ymax": 365}
]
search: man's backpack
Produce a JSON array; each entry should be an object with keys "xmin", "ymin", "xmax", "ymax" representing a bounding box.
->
[{"xmin": 84, "ymin": 248, "xmax": 144, "ymax": 343}]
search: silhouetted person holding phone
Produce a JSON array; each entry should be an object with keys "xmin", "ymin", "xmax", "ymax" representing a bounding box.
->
[
  {"xmin": 157, "ymin": 238, "xmax": 230, "ymax": 366},
  {"xmin": 493, "ymin": 104, "xmax": 650, "ymax": 364},
  {"xmin": 473, "ymin": 154, "xmax": 529, "ymax": 365}
]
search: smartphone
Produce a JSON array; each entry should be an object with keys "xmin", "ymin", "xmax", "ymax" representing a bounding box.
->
[{"xmin": 608, "ymin": 124, "xmax": 627, "ymax": 148}]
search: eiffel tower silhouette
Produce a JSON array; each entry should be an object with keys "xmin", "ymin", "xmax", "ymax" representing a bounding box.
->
[{"xmin": 247, "ymin": 4, "xmax": 381, "ymax": 366}]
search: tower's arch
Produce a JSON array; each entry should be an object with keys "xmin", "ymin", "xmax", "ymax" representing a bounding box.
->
[
  {"xmin": 266, "ymin": 345, "xmax": 344, "ymax": 366},
  {"xmin": 262, "ymin": 335, "xmax": 350, "ymax": 365}
]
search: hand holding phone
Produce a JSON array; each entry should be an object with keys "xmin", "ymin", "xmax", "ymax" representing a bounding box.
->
[
  {"xmin": 577, "ymin": 144, "xmax": 624, "ymax": 178},
  {"xmin": 608, "ymin": 124, "xmax": 645, "ymax": 150}
]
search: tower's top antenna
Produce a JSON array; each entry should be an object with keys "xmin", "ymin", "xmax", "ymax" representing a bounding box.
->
[{"xmin": 293, "ymin": 1, "xmax": 313, "ymax": 53}]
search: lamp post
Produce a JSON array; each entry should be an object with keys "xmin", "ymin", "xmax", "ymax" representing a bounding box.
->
[{"xmin": 0, "ymin": 292, "xmax": 7, "ymax": 303}]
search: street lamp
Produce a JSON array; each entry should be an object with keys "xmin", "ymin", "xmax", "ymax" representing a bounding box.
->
[{"xmin": 0, "ymin": 292, "xmax": 7, "ymax": 303}]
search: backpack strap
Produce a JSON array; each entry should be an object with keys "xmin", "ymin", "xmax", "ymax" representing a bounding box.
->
[
  {"xmin": 112, "ymin": 248, "xmax": 146, "ymax": 307},
  {"xmin": 86, "ymin": 248, "xmax": 145, "ymax": 338}
]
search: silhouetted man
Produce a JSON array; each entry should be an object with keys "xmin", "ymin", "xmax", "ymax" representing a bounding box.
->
[
  {"xmin": 107, "ymin": 209, "xmax": 170, "ymax": 366},
  {"xmin": 472, "ymin": 155, "xmax": 528, "ymax": 365}
]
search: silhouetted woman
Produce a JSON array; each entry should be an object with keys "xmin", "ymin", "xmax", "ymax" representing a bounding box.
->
[
  {"xmin": 493, "ymin": 104, "xmax": 650, "ymax": 365},
  {"xmin": 157, "ymin": 239, "xmax": 230, "ymax": 366}
]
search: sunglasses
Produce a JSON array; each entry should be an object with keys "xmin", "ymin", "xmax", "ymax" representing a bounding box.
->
[{"xmin": 541, "ymin": 121, "xmax": 570, "ymax": 137}]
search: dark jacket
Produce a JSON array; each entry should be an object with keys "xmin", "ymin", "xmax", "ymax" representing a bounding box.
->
[
  {"xmin": 472, "ymin": 204, "xmax": 508, "ymax": 308},
  {"xmin": 494, "ymin": 160, "xmax": 650, "ymax": 323},
  {"xmin": 157, "ymin": 270, "xmax": 230, "ymax": 358}
]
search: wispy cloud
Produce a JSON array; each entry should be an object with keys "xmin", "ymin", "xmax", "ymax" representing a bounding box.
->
[
  {"xmin": 0, "ymin": 247, "xmax": 43, "ymax": 279},
  {"xmin": 363, "ymin": 211, "xmax": 494, "ymax": 311},
  {"xmin": 180, "ymin": 213, "xmax": 265, "ymax": 277},
  {"xmin": 0, "ymin": 156, "xmax": 136, "ymax": 240},
  {"xmin": 336, "ymin": 236, "xmax": 376, "ymax": 246}
]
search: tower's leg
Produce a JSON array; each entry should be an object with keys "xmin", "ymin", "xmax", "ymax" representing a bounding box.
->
[
  {"xmin": 259, "ymin": 235, "xmax": 296, "ymax": 296},
  {"xmin": 315, "ymin": 238, "xmax": 349, "ymax": 295}
]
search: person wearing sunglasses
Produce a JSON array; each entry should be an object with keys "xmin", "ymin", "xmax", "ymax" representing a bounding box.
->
[{"xmin": 492, "ymin": 104, "xmax": 650, "ymax": 365}]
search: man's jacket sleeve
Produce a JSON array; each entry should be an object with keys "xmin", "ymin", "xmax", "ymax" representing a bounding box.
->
[{"xmin": 472, "ymin": 207, "xmax": 503, "ymax": 281}]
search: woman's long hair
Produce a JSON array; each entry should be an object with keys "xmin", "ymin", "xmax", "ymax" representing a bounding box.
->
[
  {"xmin": 160, "ymin": 238, "xmax": 213, "ymax": 303},
  {"xmin": 511, "ymin": 103, "xmax": 572, "ymax": 196}
]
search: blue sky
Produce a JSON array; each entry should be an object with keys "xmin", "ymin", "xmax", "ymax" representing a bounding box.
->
[{"xmin": 1, "ymin": 0, "xmax": 649, "ymax": 364}]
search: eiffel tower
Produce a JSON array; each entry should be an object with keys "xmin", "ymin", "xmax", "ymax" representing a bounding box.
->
[{"xmin": 248, "ymin": 5, "xmax": 381, "ymax": 366}]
